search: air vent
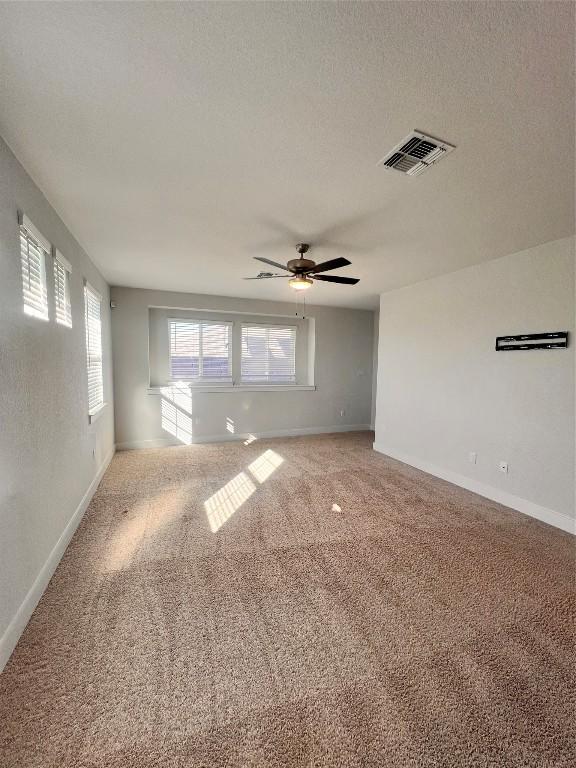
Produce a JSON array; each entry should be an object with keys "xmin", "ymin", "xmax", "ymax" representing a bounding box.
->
[{"xmin": 379, "ymin": 131, "xmax": 455, "ymax": 176}]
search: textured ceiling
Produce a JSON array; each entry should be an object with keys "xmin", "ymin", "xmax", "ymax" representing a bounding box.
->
[{"xmin": 0, "ymin": 1, "xmax": 574, "ymax": 309}]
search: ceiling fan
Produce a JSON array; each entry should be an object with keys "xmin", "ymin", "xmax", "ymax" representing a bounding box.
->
[{"xmin": 244, "ymin": 244, "xmax": 360, "ymax": 291}]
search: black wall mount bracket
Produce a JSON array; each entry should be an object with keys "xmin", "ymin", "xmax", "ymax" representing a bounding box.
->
[{"xmin": 495, "ymin": 331, "xmax": 568, "ymax": 351}]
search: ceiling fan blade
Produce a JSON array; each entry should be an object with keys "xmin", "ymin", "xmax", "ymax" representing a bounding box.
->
[
  {"xmin": 313, "ymin": 274, "xmax": 360, "ymax": 285},
  {"xmin": 244, "ymin": 274, "xmax": 290, "ymax": 280},
  {"xmin": 253, "ymin": 256, "xmax": 292, "ymax": 272},
  {"xmin": 309, "ymin": 257, "xmax": 351, "ymax": 274}
]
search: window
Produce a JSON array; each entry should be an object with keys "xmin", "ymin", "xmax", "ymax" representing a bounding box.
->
[
  {"xmin": 169, "ymin": 320, "xmax": 232, "ymax": 382},
  {"xmin": 19, "ymin": 214, "xmax": 49, "ymax": 320},
  {"xmin": 241, "ymin": 324, "xmax": 296, "ymax": 383},
  {"xmin": 54, "ymin": 251, "xmax": 72, "ymax": 327},
  {"xmin": 84, "ymin": 283, "xmax": 104, "ymax": 414},
  {"xmin": 150, "ymin": 310, "xmax": 312, "ymax": 390}
]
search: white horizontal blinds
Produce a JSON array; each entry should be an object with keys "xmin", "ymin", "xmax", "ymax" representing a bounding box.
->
[
  {"xmin": 84, "ymin": 284, "xmax": 104, "ymax": 413},
  {"xmin": 241, "ymin": 325, "xmax": 296, "ymax": 383},
  {"xmin": 19, "ymin": 216, "xmax": 49, "ymax": 320},
  {"xmin": 169, "ymin": 320, "xmax": 232, "ymax": 381},
  {"xmin": 54, "ymin": 252, "xmax": 72, "ymax": 327}
]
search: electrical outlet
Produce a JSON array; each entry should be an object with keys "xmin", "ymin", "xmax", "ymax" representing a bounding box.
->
[
  {"xmin": 340, "ymin": 409, "xmax": 345, "ymax": 417},
  {"xmin": 499, "ymin": 461, "xmax": 508, "ymax": 474},
  {"xmin": 468, "ymin": 452, "xmax": 477, "ymax": 465}
]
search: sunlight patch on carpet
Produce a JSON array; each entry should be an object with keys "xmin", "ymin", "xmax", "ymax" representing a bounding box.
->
[
  {"xmin": 248, "ymin": 449, "xmax": 284, "ymax": 483},
  {"xmin": 105, "ymin": 488, "xmax": 187, "ymax": 571},
  {"xmin": 205, "ymin": 472, "xmax": 256, "ymax": 532}
]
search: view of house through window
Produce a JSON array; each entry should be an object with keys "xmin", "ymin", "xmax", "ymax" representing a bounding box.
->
[
  {"xmin": 169, "ymin": 320, "xmax": 232, "ymax": 381},
  {"xmin": 241, "ymin": 324, "xmax": 296, "ymax": 383}
]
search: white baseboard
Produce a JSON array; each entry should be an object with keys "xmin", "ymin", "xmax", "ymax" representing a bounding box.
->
[
  {"xmin": 0, "ymin": 445, "xmax": 116, "ymax": 672},
  {"xmin": 117, "ymin": 424, "xmax": 372, "ymax": 451},
  {"xmin": 373, "ymin": 443, "xmax": 575, "ymax": 535}
]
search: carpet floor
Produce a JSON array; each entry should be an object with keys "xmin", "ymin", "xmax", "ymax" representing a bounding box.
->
[{"xmin": 0, "ymin": 432, "xmax": 574, "ymax": 767}]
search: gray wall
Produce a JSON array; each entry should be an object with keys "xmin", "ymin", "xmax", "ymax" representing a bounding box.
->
[
  {"xmin": 111, "ymin": 287, "xmax": 374, "ymax": 447},
  {"xmin": 374, "ymin": 236, "xmax": 575, "ymax": 527},
  {"xmin": 0, "ymin": 138, "xmax": 114, "ymax": 668}
]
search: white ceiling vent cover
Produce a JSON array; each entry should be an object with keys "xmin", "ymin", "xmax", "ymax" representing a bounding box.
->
[{"xmin": 379, "ymin": 131, "xmax": 455, "ymax": 176}]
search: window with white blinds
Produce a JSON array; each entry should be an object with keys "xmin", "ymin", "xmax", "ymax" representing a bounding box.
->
[
  {"xmin": 84, "ymin": 283, "xmax": 104, "ymax": 414},
  {"xmin": 169, "ymin": 320, "xmax": 232, "ymax": 381},
  {"xmin": 241, "ymin": 325, "xmax": 296, "ymax": 383},
  {"xmin": 54, "ymin": 251, "xmax": 72, "ymax": 327},
  {"xmin": 19, "ymin": 216, "xmax": 49, "ymax": 321}
]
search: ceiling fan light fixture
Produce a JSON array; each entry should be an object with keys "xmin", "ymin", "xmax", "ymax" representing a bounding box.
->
[{"xmin": 289, "ymin": 276, "xmax": 313, "ymax": 291}]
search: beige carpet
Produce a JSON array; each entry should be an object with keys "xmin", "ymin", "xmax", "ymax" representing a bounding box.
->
[{"xmin": 1, "ymin": 432, "xmax": 574, "ymax": 767}]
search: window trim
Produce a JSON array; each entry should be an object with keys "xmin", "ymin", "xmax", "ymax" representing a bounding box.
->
[
  {"xmin": 18, "ymin": 213, "xmax": 50, "ymax": 322},
  {"xmin": 168, "ymin": 317, "xmax": 233, "ymax": 383},
  {"xmin": 88, "ymin": 401, "xmax": 107, "ymax": 424},
  {"xmin": 240, "ymin": 322, "xmax": 298, "ymax": 385},
  {"xmin": 147, "ymin": 385, "xmax": 316, "ymax": 394},
  {"xmin": 84, "ymin": 280, "xmax": 105, "ymax": 418},
  {"xmin": 19, "ymin": 213, "xmax": 51, "ymax": 252},
  {"xmin": 154, "ymin": 312, "xmax": 311, "ymax": 390}
]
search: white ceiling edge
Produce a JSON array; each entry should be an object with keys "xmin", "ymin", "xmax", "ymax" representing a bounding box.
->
[{"xmin": 377, "ymin": 234, "xmax": 576, "ymax": 297}]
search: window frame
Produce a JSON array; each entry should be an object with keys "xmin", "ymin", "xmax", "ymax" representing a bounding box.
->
[
  {"xmin": 19, "ymin": 213, "xmax": 50, "ymax": 321},
  {"xmin": 168, "ymin": 317, "xmax": 233, "ymax": 384},
  {"xmin": 240, "ymin": 322, "xmax": 298, "ymax": 385},
  {"xmin": 53, "ymin": 250, "xmax": 73, "ymax": 328},
  {"xmin": 84, "ymin": 281, "xmax": 105, "ymax": 419},
  {"xmin": 155, "ymin": 312, "xmax": 313, "ymax": 391}
]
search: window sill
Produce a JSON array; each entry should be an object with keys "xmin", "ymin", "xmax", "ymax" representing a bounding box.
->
[
  {"xmin": 88, "ymin": 402, "xmax": 108, "ymax": 424},
  {"xmin": 147, "ymin": 385, "xmax": 316, "ymax": 394}
]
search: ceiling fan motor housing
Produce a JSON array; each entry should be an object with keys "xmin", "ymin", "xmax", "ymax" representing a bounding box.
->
[
  {"xmin": 287, "ymin": 257, "xmax": 315, "ymax": 273},
  {"xmin": 288, "ymin": 243, "xmax": 315, "ymax": 274}
]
